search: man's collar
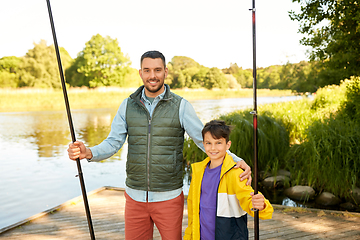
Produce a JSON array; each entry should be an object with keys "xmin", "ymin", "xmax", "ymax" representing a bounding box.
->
[{"xmin": 141, "ymin": 86, "xmax": 166, "ymax": 102}]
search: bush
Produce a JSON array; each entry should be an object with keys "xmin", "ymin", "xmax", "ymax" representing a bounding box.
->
[
  {"xmin": 285, "ymin": 116, "xmax": 360, "ymax": 199},
  {"xmin": 183, "ymin": 111, "xmax": 289, "ymax": 176},
  {"xmin": 341, "ymin": 76, "xmax": 360, "ymax": 122}
]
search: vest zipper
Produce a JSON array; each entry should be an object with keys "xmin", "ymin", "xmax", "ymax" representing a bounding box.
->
[{"xmin": 147, "ymin": 118, "xmax": 152, "ymax": 201}]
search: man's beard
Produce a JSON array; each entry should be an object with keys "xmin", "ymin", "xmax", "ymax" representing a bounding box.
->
[{"xmin": 145, "ymin": 78, "xmax": 164, "ymax": 93}]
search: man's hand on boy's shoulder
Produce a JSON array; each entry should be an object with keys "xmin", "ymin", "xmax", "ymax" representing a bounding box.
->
[{"xmin": 233, "ymin": 160, "xmax": 252, "ymax": 186}]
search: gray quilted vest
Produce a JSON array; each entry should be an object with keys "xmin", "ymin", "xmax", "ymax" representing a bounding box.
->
[{"xmin": 125, "ymin": 84, "xmax": 185, "ymax": 191}]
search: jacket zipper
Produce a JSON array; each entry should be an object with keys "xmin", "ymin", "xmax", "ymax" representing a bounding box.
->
[{"xmin": 214, "ymin": 164, "xmax": 236, "ymax": 238}]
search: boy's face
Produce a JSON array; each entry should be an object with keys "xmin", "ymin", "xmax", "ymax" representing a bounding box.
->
[{"xmin": 203, "ymin": 131, "xmax": 231, "ymax": 163}]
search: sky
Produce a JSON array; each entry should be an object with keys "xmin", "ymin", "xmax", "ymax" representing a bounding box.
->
[{"xmin": 0, "ymin": 0, "xmax": 309, "ymax": 70}]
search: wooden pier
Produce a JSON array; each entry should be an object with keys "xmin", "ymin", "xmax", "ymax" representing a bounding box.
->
[{"xmin": 1, "ymin": 187, "xmax": 359, "ymax": 239}]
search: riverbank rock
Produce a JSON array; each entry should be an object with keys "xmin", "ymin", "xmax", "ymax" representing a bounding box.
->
[
  {"xmin": 284, "ymin": 185, "xmax": 315, "ymax": 201},
  {"xmin": 260, "ymin": 169, "xmax": 291, "ymax": 181},
  {"xmin": 352, "ymin": 187, "xmax": 360, "ymax": 205},
  {"xmin": 262, "ymin": 176, "xmax": 290, "ymax": 189},
  {"xmin": 315, "ymin": 192, "xmax": 341, "ymax": 206},
  {"xmin": 259, "ymin": 171, "xmax": 271, "ymax": 181},
  {"xmin": 277, "ymin": 169, "xmax": 291, "ymax": 178},
  {"xmin": 340, "ymin": 202, "xmax": 357, "ymax": 211}
]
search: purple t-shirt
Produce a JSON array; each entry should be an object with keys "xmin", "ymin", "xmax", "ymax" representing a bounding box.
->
[{"xmin": 200, "ymin": 163, "xmax": 222, "ymax": 240}]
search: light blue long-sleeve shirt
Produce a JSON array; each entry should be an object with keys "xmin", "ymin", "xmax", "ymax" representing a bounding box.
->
[{"xmin": 89, "ymin": 87, "xmax": 243, "ymax": 202}]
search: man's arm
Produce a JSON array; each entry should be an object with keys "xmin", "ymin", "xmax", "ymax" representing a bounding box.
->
[
  {"xmin": 88, "ymin": 98, "xmax": 129, "ymax": 162},
  {"xmin": 179, "ymin": 99, "xmax": 252, "ymax": 185}
]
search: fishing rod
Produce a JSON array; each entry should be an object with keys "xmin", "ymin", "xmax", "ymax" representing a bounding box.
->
[
  {"xmin": 45, "ymin": 0, "xmax": 95, "ymax": 239},
  {"xmin": 250, "ymin": 0, "xmax": 260, "ymax": 239}
]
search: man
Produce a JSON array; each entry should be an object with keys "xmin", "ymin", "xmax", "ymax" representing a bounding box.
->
[{"xmin": 68, "ymin": 50, "xmax": 252, "ymax": 240}]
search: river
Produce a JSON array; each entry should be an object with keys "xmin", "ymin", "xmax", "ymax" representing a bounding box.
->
[{"xmin": 0, "ymin": 95, "xmax": 301, "ymax": 230}]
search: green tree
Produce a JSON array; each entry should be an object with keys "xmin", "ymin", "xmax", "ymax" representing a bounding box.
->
[
  {"xmin": 0, "ymin": 56, "xmax": 21, "ymax": 87},
  {"xmin": 225, "ymin": 74, "xmax": 241, "ymax": 89},
  {"xmin": 290, "ymin": 0, "xmax": 360, "ymax": 86},
  {"xmin": 204, "ymin": 67, "xmax": 228, "ymax": 89},
  {"xmin": 18, "ymin": 40, "xmax": 72, "ymax": 88},
  {"xmin": 66, "ymin": 34, "xmax": 131, "ymax": 87},
  {"xmin": 167, "ymin": 56, "xmax": 201, "ymax": 88},
  {"xmin": 290, "ymin": 61, "xmax": 316, "ymax": 92},
  {"xmin": 222, "ymin": 63, "xmax": 252, "ymax": 88},
  {"xmin": 257, "ymin": 66, "xmax": 282, "ymax": 89},
  {"xmin": 192, "ymin": 66, "xmax": 209, "ymax": 88}
]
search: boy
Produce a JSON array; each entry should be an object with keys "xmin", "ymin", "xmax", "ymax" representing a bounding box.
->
[{"xmin": 184, "ymin": 120, "xmax": 273, "ymax": 240}]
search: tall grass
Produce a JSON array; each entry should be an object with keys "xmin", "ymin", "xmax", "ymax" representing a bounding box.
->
[
  {"xmin": 267, "ymin": 79, "xmax": 358, "ymax": 201},
  {"xmin": 183, "ymin": 78, "xmax": 360, "ymax": 203},
  {"xmin": 0, "ymin": 88, "xmax": 134, "ymax": 112},
  {"xmin": 286, "ymin": 116, "xmax": 360, "ymax": 200},
  {"xmin": 284, "ymin": 78, "xmax": 360, "ymax": 201},
  {"xmin": 183, "ymin": 110, "xmax": 289, "ymax": 177},
  {"xmin": 258, "ymin": 82, "xmax": 348, "ymax": 144}
]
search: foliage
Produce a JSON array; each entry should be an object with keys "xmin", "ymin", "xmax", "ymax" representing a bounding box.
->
[
  {"xmin": 0, "ymin": 56, "xmax": 21, "ymax": 87},
  {"xmin": 65, "ymin": 34, "xmax": 132, "ymax": 88},
  {"xmin": 123, "ymin": 67, "xmax": 143, "ymax": 88},
  {"xmin": 225, "ymin": 74, "xmax": 241, "ymax": 89},
  {"xmin": 0, "ymin": 40, "xmax": 72, "ymax": 88},
  {"xmin": 222, "ymin": 63, "xmax": 253, "ymax": 88},
  {"xmin": 290, "ymin": 0, "xmax": 360, "ymax": 86},
  {"xmin": 184, "ymin": 78, "xmax": 359, "ymax": 201},
  {"xmin": 341, "ymin": 76, "xmax": 360, "ymax": 121},
  {"xmin": 257, "ymin": 61, "xmax": 319, "ymax": 92},
  {"xmin": 204, "ymin": 67, "xmax": 228, "ymax": 89},
  {"xmin": 19, "ymin": 40, "xmax": 72, "ymax": 88},
  {"xmin": 259, "ymin": 98, "xmax": 314, "ymax": 144},
  {"xmin": 283, "ymin": 78, "xmax": 359, "ymax": 199},
  {"xmin": 167, "ymin": 56, "xmax": 229, "ymax": 89},
  {"xmin": 183, "ymin": 111, "xmax": 289, "ymax": 175},
  {"xmin": 222, "ymin": 61, "xmax": 322, "ymax": 93},
  {"xmin": 3, "ymin": 24, "xmax": 358, "ymax": 92},
  {"xmin": 223, "ymin": 111, "xmax": 289, "ymax": 173},
  {"xmin": 285, "ymin": 115, "xmax": 360, "ymax": 199}
]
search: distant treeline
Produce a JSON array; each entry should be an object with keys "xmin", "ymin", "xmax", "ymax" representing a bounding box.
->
[{"xmin": 0, "ymin": 34, "xmax": 353, "ymax": 93}]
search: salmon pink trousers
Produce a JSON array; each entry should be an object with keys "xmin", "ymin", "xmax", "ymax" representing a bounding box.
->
[{"xmin": 124, "ymin": 191, "xmax": 184, "ymax": 240}]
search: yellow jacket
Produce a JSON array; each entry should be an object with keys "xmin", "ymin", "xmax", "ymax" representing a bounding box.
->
[{"xmin": 184, "ymin": 153, "xmax": 273, "ymax": 240}]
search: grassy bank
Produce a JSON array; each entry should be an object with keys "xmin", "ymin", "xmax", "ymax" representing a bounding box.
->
[
  {"xmin": 184, "ymin": 77, "xmax": 360, "ymax": 203},
  {"xmin": 0, "ymin": 87, "xmax": 293, "ymax": 112}
]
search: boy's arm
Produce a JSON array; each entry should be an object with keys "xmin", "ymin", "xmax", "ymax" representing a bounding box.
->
[
  {"xmin": 234, "ymin": 170, "xmax": 273, "ymax": 220},
  {"xmin": 250, "ymin": 192, "xmax": 274, "ymax": 220}
]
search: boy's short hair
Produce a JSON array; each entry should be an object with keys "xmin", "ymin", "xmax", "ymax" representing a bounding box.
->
[
  {"xmin": 140, "ymin": 50, "xmax": 166, "ymax": 68},
  {"xmin": 202, "ymin": 120, "xmax": 231, "ymax": 142}
]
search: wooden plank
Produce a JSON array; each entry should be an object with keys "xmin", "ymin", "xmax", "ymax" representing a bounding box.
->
[{"xmin": 1, "ymin": 187, "xmax": 360, "ymax": 240}]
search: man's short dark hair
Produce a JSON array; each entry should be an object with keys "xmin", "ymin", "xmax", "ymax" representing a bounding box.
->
[
  {"xmin": 202, "ymin": 120, "xmax": 231, "ymax": 142},
  {"xmin": 141, "ymin": 50, "xmax": 166, "ymax": 68}
]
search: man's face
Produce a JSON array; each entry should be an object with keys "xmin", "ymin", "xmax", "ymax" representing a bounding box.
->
[{"xmin": 139, "ymin": 58, "xmax": 168, "ymax": 98}]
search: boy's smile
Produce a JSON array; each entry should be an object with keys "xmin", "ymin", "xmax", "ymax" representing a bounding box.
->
[{"xmin": 203, "ymin": 132, "xmax": 231, "ymax": 168}]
